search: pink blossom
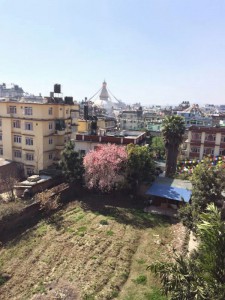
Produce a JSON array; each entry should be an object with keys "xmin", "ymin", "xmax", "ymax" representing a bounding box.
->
[{"xmin": 83, "ymin": 144, "xmax": 128, "ymax": 192}]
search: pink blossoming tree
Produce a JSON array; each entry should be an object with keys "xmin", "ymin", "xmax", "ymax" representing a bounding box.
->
[{"xmin": 83, "ymin": 144, "xmax": 128, "ymax": 192}]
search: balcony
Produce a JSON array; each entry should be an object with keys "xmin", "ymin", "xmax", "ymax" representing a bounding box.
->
[
  {"xmin": 54, "ymin": 129, "xmax": 65, "ymax": 136},
  {"xmin": 55, "ymin": 145, "xmax": 64, "ymax": 150}
]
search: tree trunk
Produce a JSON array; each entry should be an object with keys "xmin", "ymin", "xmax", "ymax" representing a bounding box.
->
[{"xmin": 165, "ymin": 145, "xmax": 179, "ymax": 177}]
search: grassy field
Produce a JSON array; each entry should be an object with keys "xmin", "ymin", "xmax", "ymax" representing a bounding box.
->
[{"xmin": 0, "ymin": 195, "xmax": 185, "ymax": 300}]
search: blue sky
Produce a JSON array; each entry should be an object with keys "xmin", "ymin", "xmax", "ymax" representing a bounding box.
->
[{"xmin": 0, "ymin": 0, "xmax": 225, "ymax": 105}]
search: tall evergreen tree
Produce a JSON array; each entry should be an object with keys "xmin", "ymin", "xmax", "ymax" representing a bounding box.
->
[
  {"xmin": 59, "ymin": 141, "xmax": 84, "ymax": 183},
  {"xmin": 162, "ymin": 115, "xmax": 185, "ymax": 177}
]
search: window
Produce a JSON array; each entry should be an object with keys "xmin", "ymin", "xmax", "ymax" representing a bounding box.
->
[
  {"xmin": 197, "ymin": 121, "xmax": 203, "ymax": 125},
  {"xmin": 49, "ymin": 153, "xmax": 53, "ymax": 160},
  {"xmin": 0, "ymin": 148, "xmax": 3, "ymax": 155},
  {"xmin": 26, "ymin": 168, "xmax": 34, "ymax": 176},
  {"xmin": 0, "ymin": 119, "xmax": 2, "ymax": 127},
  {"xmin": 66, "ymin": 109, "xmax": 69, "ymax": 114},
  {"xmin": 14, "ymin": 150, "xmax": 22, "ymax": 158},
  {"xmin": 25, "ymin": 122, "xmax": 33, "ymax": 131},
  {"xmin": 26, "ymin": 153, "xmax": 34, "ymax": 161},
  {"xmin": 79, "ymin": 150, "xmax": 86, "ymax": 156},
  {"xmin": 48, "ymin": 107, "xmax": 53, "ymax": 115},
  {"xmin": 0, "ymin": 133, "xmax": 2, "ymax": 141},
  {"xmin": 49, "ymin": 138, "xmax": 53, "ymax": 144},
  {"xmin": 49, "ymin": 122, "xmax": 53, "ymax": 130},
  {"xmin": 25, "ymin": 137, "xmax": 33, "ymax": 146},
  {"xmin": 13, "ymin": 120, "xmax": 21, "ymax": 128},
  {"xmin": 24, "ymin": 107, "xmax": 33, "ymax": 115},
  {"xmin": 205, "ymin": 134, "xmax": 216, "ymax": 141},
  {"xmin": 14, "ymin": 135, "xmax": 22, "ymax": 143},
  {"xmin": 204, "ymin": 148, "xmax": 213, "ymax": 155},
  {"xmin": 221, "ymin": 136, "xmax": 225, "ymax": 143},
  {"xmin": 191, "ymin": 147, "xmax": 200, "ymax": 153},
  {"xmin": 8, "ymin": 106, "xmax": 16, "ymax": 114},
  {"xmin": 191, "ymin": 133, "xmax": 201, "ymax": 140},
  {"xmin": 219, "ymin": 149, "xmax": 225, "ymax": 155}
]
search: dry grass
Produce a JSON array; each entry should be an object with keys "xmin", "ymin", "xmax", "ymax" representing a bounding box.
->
[
  {"xmin": 0, "ymin": 200, "xmax": 26, "ymax": 221},
  {"xmin": 0, "ymin": 200, "xmax": 185, "ymax": 300}
]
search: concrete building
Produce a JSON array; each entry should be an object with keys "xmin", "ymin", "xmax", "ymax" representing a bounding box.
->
[
  {"xmin": 0, "ymin": 98, "xmax": 79, "ymax": 176},
  {"xmin": 0, "ymin": 83, "xmax": 24, "ymax": 98},
  {"xmin": 182, "ymin": 126, "xmax": 225, "ymax": 159},
  {"xmin": 74, "ymin": 131, "xmax": 146, "ymax": 156},
  {"xmin": 175, "ymin": 104, "xmax": 212, "ymax": 128},
  {"xmin": 143, "ymin": 111, "xmax": 164, "ymax": 136},
  {"xmin": 119, "ymin": 108, "xmax": 144, "ymax": 130}
]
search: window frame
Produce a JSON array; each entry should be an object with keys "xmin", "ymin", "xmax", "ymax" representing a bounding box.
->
[
  {"xmin": 13, "ymin": 120, "xmax": 21, "ymax": 128},
  {"xmin": 25, "ymin": 122, "xmax": 33, "ymax": 131},
  {"xmin": 14, "ymin": 150, "xmax": 22, "ymax": 158},
  {"xmin": 25, "ymin": 153, "xmax": 34, "ymax": 161},
  {"xmin": 24, "ymin": 107, "xmax": 33, "ymax": 116},
  {"xmin": 25, "ymin": 137, "xmax": 33, "ymax": 146},
  {"xmin": 14, "ymin": 135, "xmax": 22, "ymax": 143}
]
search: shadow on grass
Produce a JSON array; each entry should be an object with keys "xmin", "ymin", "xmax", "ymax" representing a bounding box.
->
[{"xmin": 79, "ymin": 191, "xmax": 177, "ymax": 229}]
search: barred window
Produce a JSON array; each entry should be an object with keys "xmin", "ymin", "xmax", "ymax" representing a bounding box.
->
[
  {"xmin": 24, "ymin": 107, "xmax": 33, "ymax": 115},
  {"xmin": 26, "ymin": 153, "xmax": 34, "ymax": 161},
  {"xmin": 25, "ymin": 137, "xmax": 33, "ymax": 145},
  {"xmin": 14, "ymin": 135, "xmax": 22, "ymax": 143},
  {"xmin": 14, "ymin": 150, "xmax": 22, "ymax": 158}
]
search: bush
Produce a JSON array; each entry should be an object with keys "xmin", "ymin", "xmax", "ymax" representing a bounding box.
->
[{"xmin": 99, "ymin": 219, "xmax": 108, "ymax": 225}]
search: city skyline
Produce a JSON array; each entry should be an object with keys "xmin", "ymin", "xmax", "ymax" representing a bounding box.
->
[{"xmin": 1, "ymin": 0, "xmax": 225, "ymax": 105}]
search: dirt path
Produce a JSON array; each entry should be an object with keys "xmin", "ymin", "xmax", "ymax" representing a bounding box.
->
[{"xmin": 188, "ymin": 231, "xmax": 198, "ymax": 256}]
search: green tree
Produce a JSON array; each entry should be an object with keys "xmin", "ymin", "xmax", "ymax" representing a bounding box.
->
[
  {"xmin": 126, "ymin": 144, "xmax": 155, "ymax": 191},
  {"xmin": 150, "ymin": 136, "xmax": 165, "ymax": 159},
  {"xmin": 162, "ymin": 115, "xmax": 185, "ymax": 177},
  {"xmin": 179, "ymin": 158, "xmax": 225, "ymax": 230},
  {"xmin": 149, "ymin": 204, "xmax": 225, "ymax": 300},
  {"xmin": 59, "ymin": 141, "xmax": 84, "ymax": 183}
]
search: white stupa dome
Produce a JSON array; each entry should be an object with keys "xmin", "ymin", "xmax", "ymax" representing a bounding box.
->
[{"xmin": 92, "ymin": 81, "xmax": 125, "ymax": 115}]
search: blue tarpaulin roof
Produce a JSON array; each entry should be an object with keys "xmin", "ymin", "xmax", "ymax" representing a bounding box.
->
[{"xmin": 146, "ymin": 177, "xmax": 192, "ymax": 203}]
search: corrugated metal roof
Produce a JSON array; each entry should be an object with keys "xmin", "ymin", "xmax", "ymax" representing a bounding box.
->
[{"xmin": 146, "ymin": 177, "xmax": 192, "ymax": 203}]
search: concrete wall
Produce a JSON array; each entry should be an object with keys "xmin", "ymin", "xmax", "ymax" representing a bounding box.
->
[{"xmin": 0, "ymin": 101, "xmax": 79, "ymax": 175}]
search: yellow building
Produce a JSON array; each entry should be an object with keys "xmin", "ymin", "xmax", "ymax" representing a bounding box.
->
[
  {"xmin": 77, "ymin": 116, "xmax": 116, "ymax": 134},
  {"xmin": 0, "ymin": 99, "xmax": 79, "ymax": 176}
]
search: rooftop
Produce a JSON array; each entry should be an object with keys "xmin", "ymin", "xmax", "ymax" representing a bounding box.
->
[
  {"xmin": 0, "ymin": 158, "xmax": 12, "ymax": 167},
  {"xmin": 146, "ymin": 177, "xmax": 192, "ymax": 203}
]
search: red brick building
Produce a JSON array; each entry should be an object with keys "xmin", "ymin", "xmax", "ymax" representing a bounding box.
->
[{"xmin": 182, "ymin": 126, "xmax": 225, "ymax": 159}]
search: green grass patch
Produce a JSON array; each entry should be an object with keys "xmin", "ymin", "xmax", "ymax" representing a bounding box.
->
[
  {"xmin": 74, "ymin": 214, "xmax": 85, "ymax": 222},
  {"xmin": 32, "ymin": 281, "xmax": 46, "ymax": 294},
  {"xmin": 144, "ymin": 288, "xmax": 166, "ymax": 300},
  {"xmin": 65, "ymin": 227, "xmax": 76, "ymax": 233},
  {"xmin": 106, "ymin": 230, "xmax": 114, "ymax": 236},
  {"xmin": 35, "ymin": 223, "xmax": 48, "ymax": 237},
  {"xmin": 77, "ymin": 226, "xmax": 87, "ymax": 232},
  {"xmin": 132, "ymin": 275, "xmax": 147, "ymax": 285},
  {"xmin": 83, "ymin": 293, "xmax": 95, "ymax": 300},
  {"xmin": 136, "ymin": 258, "xmax": 146, "ymax": 265}
]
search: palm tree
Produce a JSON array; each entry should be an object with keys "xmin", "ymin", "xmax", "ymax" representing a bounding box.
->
[{"xmin": 162, "ymin": 115, "xmax": 185, "ymax": 177}]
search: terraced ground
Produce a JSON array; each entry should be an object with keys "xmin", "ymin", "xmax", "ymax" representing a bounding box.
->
[{"xmin": 0, "ymin": 196, "xmax": 185, "ymax": 300}]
